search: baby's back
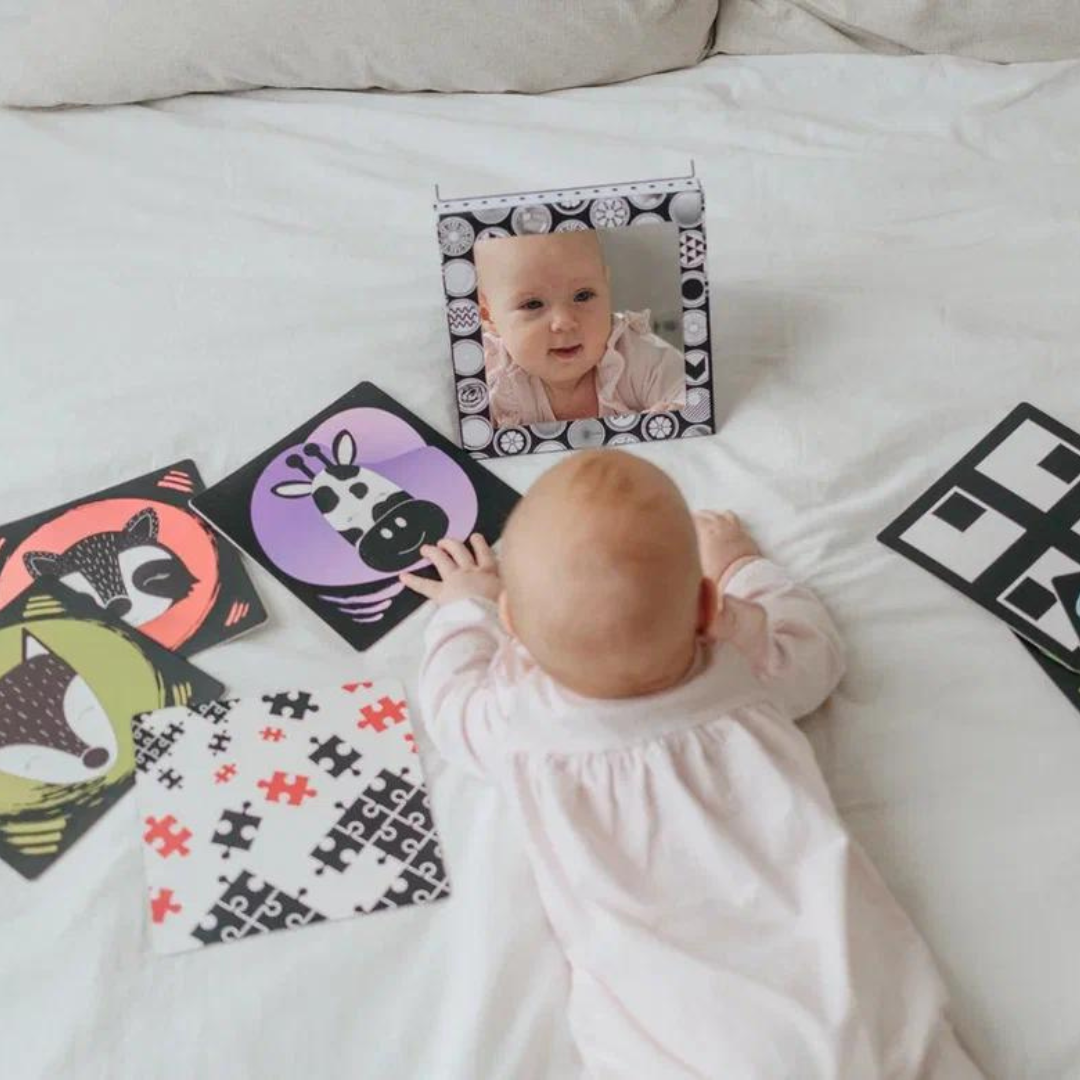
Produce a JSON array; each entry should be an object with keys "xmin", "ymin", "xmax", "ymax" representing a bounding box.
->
[{"xmin": 420, "ymin": 560, "xmax": 982, "ymax": 1079}]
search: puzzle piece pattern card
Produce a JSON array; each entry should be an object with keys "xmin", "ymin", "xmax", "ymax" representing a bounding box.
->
[
  {"xmin": 879, "ymin": 403, "xmax": 1080, "ymax": 670},
  {"xmin": 0, "ymin": 580, "xmax": 225, "ymax": 880},
  {"xmin": 0, "ymin": 460, "xmax": 266, "ymax": 657},
  {"xmin": 190, "ymin": 381, "xmax": 519, "ymax": 651},
  {"xmin": 132, "ymin": 680, "xmax": 450, "ymax": 954}
]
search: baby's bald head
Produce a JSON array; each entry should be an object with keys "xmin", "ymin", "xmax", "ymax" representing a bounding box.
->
[{"xmin": 499, "ymin": 450, "xmax": 709, "ymax": 698}]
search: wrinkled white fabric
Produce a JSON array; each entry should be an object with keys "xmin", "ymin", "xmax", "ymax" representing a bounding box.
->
[
  {"xmin": 419, "ymin": 560, "xmax": 982, "ymax": 1079},
  {"xmin": 484, "ymin": 309, "xmax": 687, "ymax": 427}
]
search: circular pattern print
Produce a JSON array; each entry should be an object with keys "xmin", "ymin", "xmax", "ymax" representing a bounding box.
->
[
  {"xmin": 589, "ymin": 198, "xmax": 631, "ymax": 229},
  {"xmin": 461, "ymin": 415, "xmax": 493, "ymax": 450},
  {"xmin": 443, "ymin": 259, "xmax": 477, "ymax": 298},
  {"xmin": 684, "ymin": 348, "xmax": 709, "ymax": 386},
  {"xmin": 534, "ymin": 441, "xmax": 566, "ymax": 454},
  {"xmin": 679, "ymin": 229, "xmax": 706, "ymax": 268},
  {"xmin": 473, "ymin": 206, "xmax": 510, "ymax": 225},
  {"xmin": 682, "ymin": 388, "xmax": 711, "ymax": 423},
  {"xmin": 670, "ymin": 191, "xmax": 703, "ymax": 228},
  {"xmin": 495, "ymin": 427, "xmax": 532, "ymax": 455},
  {"xmin": 554, "ymin": 219, "xmax": 589, "ymax": 233},
  {"xmin": 438, "ymin": 216, "xmax": 475, "ymax": 257},
  {"xmin": 447, "ymin": 298, "xmax": 481, "ymax": 337},
  {"xmin": 683, "ymin": 309, "xmax": 708, "ymax": 347},
  {"xmin": 631, "ymin": 212, "xmax": 665, "ymax": 228},
  {"xmin": 531, "ymin": 420, "xmax": 568, "ymax": 439},
  {"xmin": 511, "ymin": 204, "xmax": 553, "ymax": 235},
  {"xmin": 457, "ymin": 378, "xmax": 489, "ymax": 414},
  {"xmin": 477, "ymin": 226, "xmax": 511, "ymax": 243},
  {"xmin": 453, "ymin": 338, "xmax": 485, "ymax": 377},
  {"xmin": 605, "ymin": 412, "xmax": 640, "ymax": 431},
  {"xmin": 681, "ymin": 270, "xmax": 708, "ymax": 308},
  {"xmin": 644, "ymin": 413, "xmax": 677, "ymax": 441},
  {"xmin": 608, "ymin": 432, "xmax": 641, "ymax": 445},
  {"xmin": 681, "ymin": 424, "xmax": 712, "ymax": 438},
  {"xmin": 556, "ymin": 197, "xmax": 587, "ymax": 213},
  {"xmin": 629, "ymin": 191, "xmax": 665, "ymax": 210},
  {"xmin": 567, "ymin": 419, "xmax": 607, "ymax": 449}
]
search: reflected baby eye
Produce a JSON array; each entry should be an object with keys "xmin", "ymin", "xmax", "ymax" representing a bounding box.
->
[
  {"xmin": 574, "ymin": 289, "xmax": 596, "ymax": 303},
  {"xmin": 519, "ymin": 298, "xmax": 544, "ymax": 311}
]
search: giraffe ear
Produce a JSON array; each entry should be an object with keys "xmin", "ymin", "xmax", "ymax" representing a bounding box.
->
[
  {"xmin": 124, "ymin": 508, "xmax": 160, "ymax": 543},
  {"xmin": 21, "ymin": 630, "xmax": 49, "ymax": 662},
  {"xmin": 272, "ymin": 480, "xmax": 315, "ymax": 499},
  {"xmin": 333, "ymin": 430, "xmax": 357, "ymax": 467},
  {"xmin": 23, "ymin": 551, "xmax": 62, "ymax": 578}
]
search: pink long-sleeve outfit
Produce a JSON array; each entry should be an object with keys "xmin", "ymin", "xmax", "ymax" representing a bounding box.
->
[{"xmin": 418, "ymin": 559, "xmax": 982, "ymax": 1079}]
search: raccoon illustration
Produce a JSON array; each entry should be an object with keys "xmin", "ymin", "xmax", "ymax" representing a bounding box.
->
[
  {"xmin": 23, "ymin": 508, "xmax": 197, "ymax": 627},
  {"xmin": 0, "ymin": 630, "xmax": 116, "ymax": 783}
]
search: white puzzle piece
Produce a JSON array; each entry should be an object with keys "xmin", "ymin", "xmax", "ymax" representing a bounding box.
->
[{"xmin": 132, "ymin": 680, "xmax": 450, "ymax": 954}]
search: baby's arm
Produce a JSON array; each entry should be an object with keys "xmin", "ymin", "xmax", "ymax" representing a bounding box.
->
[
  {"xmin": 695, "ymin": 512, "xmax": 846, "ymax": 721},
  {"xmin": 402, "ymin": 537, "xmax": 510, "ymax": 779}
]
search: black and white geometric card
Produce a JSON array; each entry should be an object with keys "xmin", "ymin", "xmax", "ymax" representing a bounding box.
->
[
  {"xmin": 132, "ymin": 679, "xmax": 449, "ymax": 954},
  {"xmin": 879, "ymin": 403, "xmax": 1080, "ymax": 671}
]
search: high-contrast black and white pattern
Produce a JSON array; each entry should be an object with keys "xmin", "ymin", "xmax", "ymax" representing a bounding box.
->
[
  {"xmin": 132, "ymin": 678, "xmax": 449, "ymax": 954},
  {"xmin": 434, "ymin": 175, "xmax": 716, "ymax": 458},
  {"xmin": 879, "ymin": 403, "xmax": 1080, "ymax": 672}
]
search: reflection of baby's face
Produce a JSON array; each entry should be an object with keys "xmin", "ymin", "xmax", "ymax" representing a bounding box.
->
[{"xmin": 477, "ymin": 231, "xmax": 613, "ymax": 388}]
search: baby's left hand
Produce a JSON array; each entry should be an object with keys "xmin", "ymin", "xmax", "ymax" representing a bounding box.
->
[{"xmin": 399, "ymin": 534, "xmax": 501, "ymax": 607}]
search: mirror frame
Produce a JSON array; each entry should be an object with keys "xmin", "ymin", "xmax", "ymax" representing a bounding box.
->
[{"xmin": 434, "ymin": 174, "xmax": 714, "ymax": 458}]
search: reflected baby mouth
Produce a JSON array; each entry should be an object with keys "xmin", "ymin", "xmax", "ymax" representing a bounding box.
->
[{"xmin": 550, "ymin": 345, "xmax": 583, "ymax": 360}]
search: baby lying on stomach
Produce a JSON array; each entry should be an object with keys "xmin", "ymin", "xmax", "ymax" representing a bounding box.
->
[{"xmin": 401, "ymin": 450, "xmax": 982, "ymax": 1080}]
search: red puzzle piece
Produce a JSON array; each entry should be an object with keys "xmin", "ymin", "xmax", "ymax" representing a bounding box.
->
[
  {"xmin": 257, "ymin": 771, "xmax": 317, "ymax": 806},
  {"xmin": 143, "ymin": 815, "xmax": 192, "ymax": 858},
  {"xmin": 357, "ymin": 696, "xmax": 408, "ymax": 734}
]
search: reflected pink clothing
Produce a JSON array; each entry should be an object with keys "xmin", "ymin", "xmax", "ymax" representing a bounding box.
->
[
  {"xmin": 484, "ymin": 309, "xmax": 686, "ymax": 427},
  {"xmin": 418, "ymin": 559, "xmax": 982, "ymax": 1079}
]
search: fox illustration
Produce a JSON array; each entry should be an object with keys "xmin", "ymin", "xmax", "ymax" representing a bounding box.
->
[
  {"xmin": 0, "ymin": 630, "xmax": 116, "ymax": 783},
  {"xmin": 23, "ymin": 508, "xmax": 197, "ymax": 627}
]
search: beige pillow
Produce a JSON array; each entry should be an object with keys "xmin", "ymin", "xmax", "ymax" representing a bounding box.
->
[
  {"xmin": 0, "ymin": 0, "xmax": 718, "ymax": 108},
  {"xmin": 713, "ymin": 0, "xmax": 1080, "ymax": 61}
]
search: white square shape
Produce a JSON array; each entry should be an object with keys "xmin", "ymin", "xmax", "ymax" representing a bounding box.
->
[
  {"xmin": 975, "ymin": 419, "xmax": 1080, "ymax": 511},
  {"xmin": 899, "ymin": 489, "xmax": 1025, "ymax": 583},
  {"xmin": 998, "ymin": 548, "xmax": 1080, "ymax": 652}
]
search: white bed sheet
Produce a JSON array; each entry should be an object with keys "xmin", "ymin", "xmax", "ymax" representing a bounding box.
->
[{"xmin": 2, "ymin": 53, "xmax": 1080, "ymax": 1080}]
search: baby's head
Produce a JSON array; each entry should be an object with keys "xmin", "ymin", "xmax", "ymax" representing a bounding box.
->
[
  {"xmin": 476, "ymin": 230, "xmax": 613, "ymax": 389},
  {"xmin": 498, "ymin": 450, "xmax": 716, "ymax": 699}
]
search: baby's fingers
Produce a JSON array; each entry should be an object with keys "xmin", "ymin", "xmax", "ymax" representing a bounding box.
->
[
  {"xmin": 399, "ymin": 572, "xmax": 440, "ymax": 599},
  {"xmin": 421, "ymin": 543, "xmax": 456, "ymax": 578},
  {"xmin": 437, "ymin": 538, "xmax": 473, "ymax": 568},
  {"xmin": 469, "ymin": 533, "xmax": 496, "ymax": 570}
]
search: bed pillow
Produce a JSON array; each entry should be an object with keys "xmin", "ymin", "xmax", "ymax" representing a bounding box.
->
[
  {"xmin": 0, "ymin": 0, "xmax": 718, "ymax": 108},
  {"xmin": 712, "ymin": 0, "xmax": 1080, "ymax": 61}
]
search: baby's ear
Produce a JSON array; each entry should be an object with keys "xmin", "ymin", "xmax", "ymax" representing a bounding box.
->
[
  {"xmin": 697, "ymin": 576, "xmax": 720, "ymax": 641},
  {"xmin": 478, "ymin": 292, "xmax": 493, "ymax": 327},
  {"xmin": 498, "ymin": 590, "xmax": 517, "ymax": 640}
]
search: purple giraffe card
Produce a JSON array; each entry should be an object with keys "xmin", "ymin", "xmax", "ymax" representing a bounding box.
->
[
  {"xmin": 190, "ymin": 382, "xmax": 520, "ymax": 651},
  {"xmin": 0, "ymin": 579, "xmax": 224, "ymax": 881}
]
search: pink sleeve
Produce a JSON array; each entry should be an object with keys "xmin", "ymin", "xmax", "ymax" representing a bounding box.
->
[
  {"xmin": 721, "ymin": 559, "xmax": 847, "ymax": 722},
  {"xmin": 418, "ymin": 598, "xmax": 512, "ymax": 779}
]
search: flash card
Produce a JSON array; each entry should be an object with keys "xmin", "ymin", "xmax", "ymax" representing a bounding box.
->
[
  {"xmin": 0, "ymin": 580, "xmax": 224, "ymax": 880},
  {"xmin": 879, "ymin": 403, "xmax": 1080, "ymax": 670},
  {"xmin": 133, "ymin": 680, "xmax": 450, "ymax": 954},
  {"xmin": 190, "ymin": 382, "xmax": 519, "ymax": 651},
  {"xmin": 0, "ymin": 460, "xmax": 266, "ymax": 657}
]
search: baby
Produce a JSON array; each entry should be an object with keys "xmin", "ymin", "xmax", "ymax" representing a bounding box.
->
[
  {"xmin": 474, "ymin": 230, "xmax": 686, "ymax": 427},
  {"xmin": 401, "ymin": 451, "xmax": 983, "ymax": 1080}
]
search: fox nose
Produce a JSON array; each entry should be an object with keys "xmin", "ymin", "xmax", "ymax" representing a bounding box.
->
[
  {"xmin": 82, "ymin": 747, "xmax": 110, "ymax": 769},
  {"xmin": 106, "ymin": 597, "xmax": 132, "ymax": 618}
]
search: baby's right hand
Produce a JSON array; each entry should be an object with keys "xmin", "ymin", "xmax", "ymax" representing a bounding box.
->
[{"xmin": 693, "ymin": 511, "xmax": 761, "ymax": 590}]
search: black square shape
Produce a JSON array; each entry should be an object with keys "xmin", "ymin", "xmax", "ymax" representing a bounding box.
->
[
  {"xmin": 932, "ymin": 492, "xmax": 985, "ymax": 532},
  {"xmin": 1038, "ymin": 444, "xmax": 1080, "ymax": 484},
  {"xmin": 1004, "ymin": 577, "xmax": 1057, "ymax": 621}
]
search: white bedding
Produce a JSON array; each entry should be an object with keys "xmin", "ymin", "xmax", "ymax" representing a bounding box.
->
[{"xmin": 2, "ymin": 53, "xmax": 1080, "ymax": 1080}]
